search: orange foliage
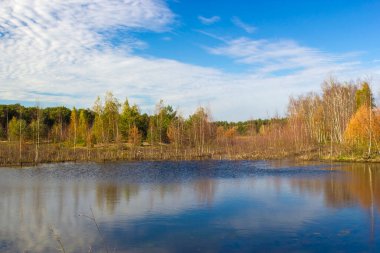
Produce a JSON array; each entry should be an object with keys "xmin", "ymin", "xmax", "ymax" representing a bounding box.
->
[
  {"xmin": 224, "ymin": 127, "xmax": 237, "ymax": 138},
  {"xmin": 344, "ymin": 105, "xmax": 380, "ymax": 148},
  {"xmin": 128, "ymin": 125, "xmax": 141, "ymax": 146}
]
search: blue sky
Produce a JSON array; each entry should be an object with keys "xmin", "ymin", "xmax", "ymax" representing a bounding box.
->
[
  {"xmin": 139, "ymin": 0, "xmax": 380, "ymax": 67},
  {"xmin": 0, "ymin": 0, "xmax": 379, "ymax": 120}
]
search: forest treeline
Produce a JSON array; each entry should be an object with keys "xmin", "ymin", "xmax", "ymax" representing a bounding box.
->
[{"xmin": 0, "ymin": 78, "xmax": 378, "ymax": 165}]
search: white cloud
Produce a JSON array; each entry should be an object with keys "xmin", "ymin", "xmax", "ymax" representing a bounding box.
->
[
  {"xmin": 0, "ymin": 0, "xmax": 175, "ymax": 103},
  {"xmin": 0, "ymin": 1, "xmax": 379, "ymax": 121},
  {"xmin": 202, "ymin": 36, "xmax": 380, "ymax": 118},
  {"xmin": 231, "ymin": 16, "xmax": 256, "ymax": 34},
  {"xmin": 198, "ymin": 15, "xmax": 221, "ymax": 25},
  {"xmin": 207, "ymin": 37, "xmax": 341, "ymax": 74},
  {"xmin": 0, "ymin": 0, "xmax": 174, "ymax": 78}
]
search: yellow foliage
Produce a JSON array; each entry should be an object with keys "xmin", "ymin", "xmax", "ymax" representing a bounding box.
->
[{"xmin": 344, "ymin": 105, "xmax": 380, "ymax": 148}]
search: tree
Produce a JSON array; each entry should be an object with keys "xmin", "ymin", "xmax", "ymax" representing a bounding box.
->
[
  {"xmin": 120, "ymin": 98, "xmax": 141, "ymax": 140},
  {"xmin": 148, "ymin": 100, "xmax": 176, "ymax": 144},
  {"xmin": 8, "ymin": 117, "xmax": 27, "ymax": 141},
  {"xmin": 128, "ymin": 125, "xmax": 141, "ymax": 147},
  {"xmin": 187, "ymin": 107, "xmax": 214, "ymax": 154},
  {"xmin": 50, "ymin": 123, "xmax": 61, "ymax": 143},
  {"xmin": 216, "ymin": 126, "xmax": 225, "ymax": 145},
  {"xmin": 136, "ymin": 113, "xmax": 149, "ymax": 139},
  {"xmin": 30, "ymin": 104, "xmax": 46, "ymax": 162},
  {"xmin": 355, "ymin": 81, "xmax": 375, "ymax": 110},
  {"xmin": 7, "ymin": 112, "xmax": 27, "ymax": 163},
  {"xmin": 44, "ymin": 106, "xmax": 71, "ymax": 142},
  {"xmin": 224, "ymin": 127, "xmax": 237, "ymax": 139},
  {"xmin": 287, "ymin": 92, "xmax": 328, "ymax": 152},
  {"xmin": 147, "ymin": 116, "xmax": 157, "ymax": 145},
  {"xmin": 0, "ymin": 124, "xmax": 4, "ymax": 139},
  {"xmin": 349, "ymin": 81, "xmax": 376, "ymax": 156},
  {"xmin": 78, "ymin": 110, "xmax": 89, "ymax": 143},
  {"xmin": 69, "ymin": 108, "xmax": 78, "ymax": 148},
  {"xmin": 322, "ymin": 78, "xmax": 357, "ymax": 144},
  {"xmin": 167, "ymin": 116, "xmax": 185, "ymax": 155},
  {"xmin": 103, "ymin": 92, "xmax": 121, "ymax": 142},
  {"xmin": 344, "ymin": 105, "xmax": 380, "ymax": 155},
  {"xmin": 92, "ymin": 96, "xmax": 105, "ymax": 143}
]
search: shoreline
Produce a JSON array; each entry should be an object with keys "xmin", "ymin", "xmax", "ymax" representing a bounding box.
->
[{"xmin": 2, "ymin": 150, "xmax": 380, "ymax": 168}]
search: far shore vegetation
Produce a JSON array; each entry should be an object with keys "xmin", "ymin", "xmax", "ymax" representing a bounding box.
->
[{"xmin": 0, "ymin": 77, "xmax": 379, "ymax": 166}]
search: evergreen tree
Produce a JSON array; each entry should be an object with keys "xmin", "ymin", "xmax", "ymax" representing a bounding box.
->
[{"xmin": 120, "ymin": 98, "xmax": 141, "ymax": 139}]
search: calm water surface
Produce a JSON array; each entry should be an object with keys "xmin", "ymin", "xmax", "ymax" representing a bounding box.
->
[{"xmin": 0, "ymin": 160, "xmax": 379, "ymax": 252}]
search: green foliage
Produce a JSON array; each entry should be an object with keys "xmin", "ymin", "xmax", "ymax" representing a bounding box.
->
[
  {"xmin": 0, "ymin": 77, "xmax": 379, "ymax": 163},
  {"xmin": 92, "ymin": 114, "xmax": 103, "ymax": 143},
  {"xmin": 92, "ymin": 96, "xmax": 104, "ymax": 143},
  {"xmin": 355, "ymin": 81, "xmax": 375, "ymax": 109},
  {"xmin": 136, "ymin": 113, "xmax": 149, "ymax": 139},
  {"xmin": 29, "ymin": 119, "xmax": 47, "ymax": 140},
  {"xmin": 42, "ymin": 106, "xmax": 72, "ymax": 128},
  {"xmin": 0, "ymin": 98, "xmax": 280, "ymax": 145},
  {"xmin": 148, "ymin": 100, "xmax": 176, "ymax": 144},
  {"xmin": 120, "ymin": 98, "xmax": 141, "ymax": 139},
  {"xmin": 69, "ymin": 107, "xmax": 78, "ymax": 143},
  {"xmin": 0, "ymin": 124, "xmax": 4, "ymax": 139},
  {"xmin": 103, "ymin": 92, "xmax": 121, "ymax": 142},
  {"xmin": 214, "ymin": 119, "xmax": 275, "ymax": 135},
  {"xmin": 78, "ymin": 110, "xmax": 89, "ymax": 143},
  {"xmin": 90, "ymin": 92, "xmax": 121, "ymax": 143},
  {"xmin": 8, "ymin": 117, "xmax": 27, "ymax": 141}
]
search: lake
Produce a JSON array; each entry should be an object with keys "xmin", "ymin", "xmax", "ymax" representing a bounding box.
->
[{"xmin": 0, "ymin": 160, "xmax": 379, "ymax": 252}]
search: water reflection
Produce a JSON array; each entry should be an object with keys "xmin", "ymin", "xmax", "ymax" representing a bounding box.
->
[
  {"xmin": 288, "ymin": 164, "xmax": 380, "ymax": 210},
  {"xmin": 0, "ymin": 161, "xmax": 379, "ymax": 252}
]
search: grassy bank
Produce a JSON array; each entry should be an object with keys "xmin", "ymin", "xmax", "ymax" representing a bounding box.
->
[
  {"xmin": 1, "ymin": 140, "xmax": 378, "ymax": 167},
  {"xmin": 0, "ymin": 140, "xmax": 298, "ymax": 167}
]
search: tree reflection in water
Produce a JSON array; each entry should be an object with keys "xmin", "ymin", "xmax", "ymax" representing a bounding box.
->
[{"xmin": 0, "ymin": 161, "xmax": 379, "ymax": 252}]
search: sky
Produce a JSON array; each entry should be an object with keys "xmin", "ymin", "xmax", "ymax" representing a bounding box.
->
[{"xmin": 0, "ymin": 0, "xmax": 380, "ymax": 121}]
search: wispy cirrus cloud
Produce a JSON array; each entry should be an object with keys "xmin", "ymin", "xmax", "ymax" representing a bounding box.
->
[
  {"xmin": 0, "ymin": 0, "xmax": 176, "ymax": 105},
  {"xmin": 198, "ymin": 15, "xmax": 221, "ymax": 25},
  {"xmin": 0, "ymin": 1, "xmax": 379, "ymax": 121},
  {"xmin": 199, "ymin": 34, "xmax": 380, "ymax": 117},
  {"xmin": 206, "ymin": 37, "xmax": 341, "ymax": 74},
  {"xmin": 231, "ymin": 16, "xmax": 256, "ymax": 34}
]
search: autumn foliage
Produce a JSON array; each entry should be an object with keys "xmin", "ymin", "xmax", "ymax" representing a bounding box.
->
[
  {"xmin": 344, "ymin": 106, "xmax": 380, "ymax": 151},
  {"xmin": 0, "ymin": 78, "xmax": 379, "ymax": 165}
]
